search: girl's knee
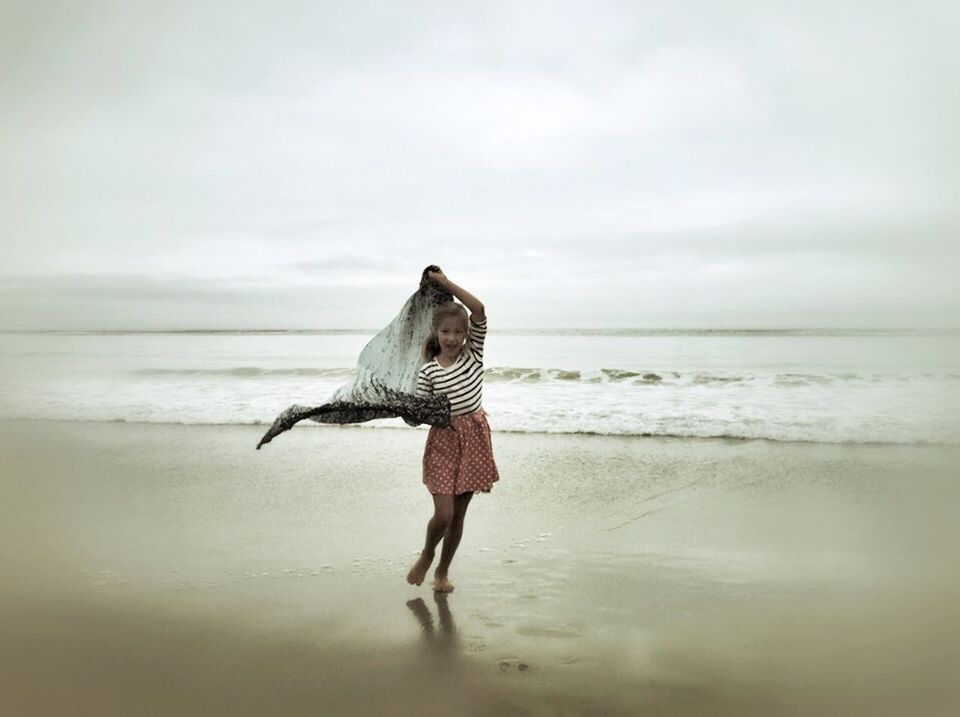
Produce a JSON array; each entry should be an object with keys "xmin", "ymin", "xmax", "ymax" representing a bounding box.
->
[{"xmin": 432, "ymin": 498, "xmax": 455, "ymax": 527}]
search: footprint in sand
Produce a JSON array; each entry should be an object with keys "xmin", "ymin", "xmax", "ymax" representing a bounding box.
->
[{"xmin": 496, "ymin": 657, "xmax": 531, "ymax": 672}]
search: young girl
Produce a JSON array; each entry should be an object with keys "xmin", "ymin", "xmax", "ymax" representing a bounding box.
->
[{"xmin": 405, "ymin": 269, "xmax": 500, "ymax": 592}]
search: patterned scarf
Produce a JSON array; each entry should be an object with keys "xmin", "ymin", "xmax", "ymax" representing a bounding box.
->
[{"xmin": 256, "ymin": 265, "xmax": 453, "ymax": 449}]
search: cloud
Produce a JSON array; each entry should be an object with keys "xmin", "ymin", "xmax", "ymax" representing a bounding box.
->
[
  {"xmin": 0, "ymin": 1, "xmax": 957, "ymax": 328},
  {"xmin": 0, "ymin": 272, "xmax": 401, "ymax": 330}
]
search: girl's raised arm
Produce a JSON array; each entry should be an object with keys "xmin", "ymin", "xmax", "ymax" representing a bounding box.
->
[{"xmin": 427, "ymin": 269, "xmax": 485, "ymax": 321}]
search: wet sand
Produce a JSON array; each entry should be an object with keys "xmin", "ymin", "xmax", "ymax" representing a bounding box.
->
[{"xmin": 1, "ymin": 418, "xmax": 958, "ymax": 716}]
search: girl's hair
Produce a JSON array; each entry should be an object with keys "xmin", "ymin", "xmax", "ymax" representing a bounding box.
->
[{"xmin": 422, "ymin": 302, "xmax": 469, "ymax": 361}]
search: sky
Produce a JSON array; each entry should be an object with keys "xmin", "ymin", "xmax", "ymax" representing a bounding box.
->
[{"xmin": 1, "ymin": 0, "xmax": 957, "ymax": 330}]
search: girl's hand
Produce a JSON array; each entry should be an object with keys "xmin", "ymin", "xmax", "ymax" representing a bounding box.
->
[{"xmin": 427, "ymin": 269, "xmax": 449, "ymax": 286}]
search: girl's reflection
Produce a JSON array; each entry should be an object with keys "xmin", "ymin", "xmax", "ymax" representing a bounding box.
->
[{"xmin": 406, "ymin": 593, "xmax": 461, "ymax": 660}]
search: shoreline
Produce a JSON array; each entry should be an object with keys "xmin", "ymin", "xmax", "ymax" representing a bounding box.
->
[{"xmin": 3, "ymin": 414, "xmax": 958, "ymax": 448}]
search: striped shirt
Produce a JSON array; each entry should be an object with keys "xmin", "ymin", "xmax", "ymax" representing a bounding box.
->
[{"xmin": 416, "ymin": 316, "xmax": 486, "ymax": 416}]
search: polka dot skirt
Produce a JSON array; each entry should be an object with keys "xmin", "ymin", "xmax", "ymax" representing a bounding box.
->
[{"xmin": 423, "ymin": 408, "xmax": 500, "ymax": 495}]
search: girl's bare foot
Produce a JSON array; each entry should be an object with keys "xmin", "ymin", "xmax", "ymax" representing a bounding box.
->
[
  {"xmin": 432, "ymin": 573, "xmax": 455, "ymax": 592},
  {"xmin": 406, "ymin": 551, "xmax": 434, "ymax": 585}
]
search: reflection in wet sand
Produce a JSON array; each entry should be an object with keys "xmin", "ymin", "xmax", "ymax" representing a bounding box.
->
[{"xmin": 406, "ymin": 593, "xmax": 461, "ymax": 660}]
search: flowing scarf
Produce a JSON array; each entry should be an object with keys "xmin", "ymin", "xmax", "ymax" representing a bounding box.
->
[{"xmin": 255, "ymin": 266, "xmax": 453, "ymax": 449}]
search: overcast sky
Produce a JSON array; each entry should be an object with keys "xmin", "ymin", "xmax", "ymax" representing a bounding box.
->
[{"xmin": 1, "ymin": 0, "xmax": 957, "ymax": 330}]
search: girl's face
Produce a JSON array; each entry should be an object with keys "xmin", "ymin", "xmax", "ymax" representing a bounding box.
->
[{"xmin": 437, "ymin": 317, "xmax": 466, "ymax": 355}]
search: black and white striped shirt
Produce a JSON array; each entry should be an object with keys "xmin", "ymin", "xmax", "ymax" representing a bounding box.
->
[{"xmin": 416, "ymin": 317, "xmax": 486, "ymax": 416}]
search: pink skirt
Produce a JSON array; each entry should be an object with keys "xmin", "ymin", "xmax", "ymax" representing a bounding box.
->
[{"xmin": 423, "ymin": 408, "xmax": 500, "ymax": 495}]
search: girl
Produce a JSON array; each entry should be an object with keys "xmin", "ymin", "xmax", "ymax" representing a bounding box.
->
[{"xmin": 405, "ymin": 268, "xmax": 500, "ymax": 592}]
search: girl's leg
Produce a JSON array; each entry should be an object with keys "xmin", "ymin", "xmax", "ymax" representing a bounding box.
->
[
  {"xmin": 406, "ymin": 494, "xmax": 454, "ymax": 585},
  {"xmin": 434, "ymin": 491, "xmax": 474, "ymax": 583}
]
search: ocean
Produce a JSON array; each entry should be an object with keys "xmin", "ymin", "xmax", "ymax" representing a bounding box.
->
[{"xmin": 1, "ymin": 328, "xmax": 957, "ymax": 445}]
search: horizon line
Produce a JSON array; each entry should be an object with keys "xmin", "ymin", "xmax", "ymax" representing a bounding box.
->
[{"xmin": 2, "ymin": 327, "xmax": 958, "ymax": 335}]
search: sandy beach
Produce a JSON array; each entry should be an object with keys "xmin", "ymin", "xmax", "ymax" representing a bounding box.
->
[{"xmin": 1, "ymin": 418, "xmax": 958, "ymax": 716}]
